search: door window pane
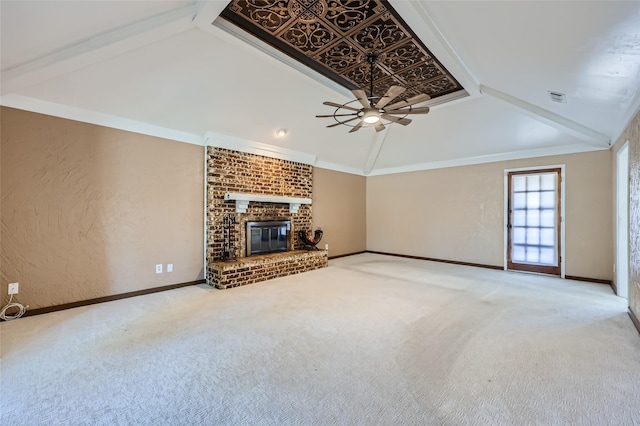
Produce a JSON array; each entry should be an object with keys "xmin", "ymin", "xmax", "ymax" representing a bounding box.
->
[
  {"xmin": 540, "ymin": 209, "xmax": 555, "ymax": 227},
  {"xmin": 540, "ymin": 248, "xmax": 555, "ymax": 264},
  {"xmin": 513, "ymin": 176, "xmax": 527, "ymax": 192},
  {"xmin": 513, "ymin": 245, "xmax": 526, "ymax": 262},
  {"xmin": 526, "ymin": 246, "xmax": 540, "ymax": 263},
  {"xmin": 540, "ymin": 191, "xmax": 555, "ymax": 208},
  {"xmin": 527, "ymin": 192, "xmax": 540, "ymax": 209},
  {"xmin": 527, "ymin": 175, "xmax": 540, "ymax": 191},
  {"xmin": 540, "ymin": 174, "xmax": 556, "ymax": 190},
  {"xmin": 509, "ymin": 170, "xmax": 560, "ymax": 268},
  {"xmin": 513, "ymin": 227, "xmax": 526, "ymax": 244},
  {"xmin": 526, "ymin": 210, "xmax": 540, "ymax": 227},
  {"xmin": 540, "ymin": 228, "xmax": 555, "ymax": 246},
  {"xmin": 513, "ymin": 193, "xmax": 526, "ymax": 209}
]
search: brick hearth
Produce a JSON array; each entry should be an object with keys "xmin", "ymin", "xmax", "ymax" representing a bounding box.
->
[{"xmin": 207, "ymin": 250, "xmax": 328, "ymax": 289}]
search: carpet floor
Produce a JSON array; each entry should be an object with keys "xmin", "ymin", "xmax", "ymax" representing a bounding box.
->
[{"xmin": 1, "ymin": 253, "xmax": 639, "ymax": 425}]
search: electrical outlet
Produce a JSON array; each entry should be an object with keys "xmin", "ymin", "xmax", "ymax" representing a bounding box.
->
[
  {"xmin": 325, "ymin": 244, "xmax": 329, "ymax": 251},
  {"xmin": 167, "ymin": 264, "xmax": 173, "ymax": 273},
  {"xmin": 155, "ymin": 264, "xmax": 163, "ymax": 274},
  {"xmin": 8, "ymin": 282, "xmax": 19, "ymax": 295}
]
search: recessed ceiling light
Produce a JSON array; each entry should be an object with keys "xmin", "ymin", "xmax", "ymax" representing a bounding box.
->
[{"xmin": 275, "ymin": 128, "xmax": 288, "ymax": 137}]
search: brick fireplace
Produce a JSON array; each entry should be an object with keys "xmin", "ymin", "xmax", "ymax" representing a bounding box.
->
[{"xmin": 206, "ymin": 147, "xmax": 328, "ymax": 289}]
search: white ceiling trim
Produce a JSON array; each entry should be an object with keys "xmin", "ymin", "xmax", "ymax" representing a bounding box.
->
[
  {"xmin": 1, "ymin": 3, "xmax": 199, "ymax": 94},
  {"xmin": 0, "ymin": 94, "xmax": 203, "ymax": 145},
  {"xmin": 389, "ymin": 0, "xmax": 480, "ymax": 98},
  {"xmin": 363, "ymin": 127, "xmax": 389, "ymax": 175},
  {"xmin": 367, "ymin": 143, "xmax": 607, "ymax": 176},
  {"xmin": 479, "ymin": 85, "xmax": 611, "ymax": 147},
  {"xmin": 315, "ymin": 160, "xmax": 366, "ymax": 176},
  {"xmin": 192, "ymin": 0, "xmax": 229, "ymax": 28},
  {"xmin": 204, "ymin": 131, "xmax": 317, "ymax": 166}
]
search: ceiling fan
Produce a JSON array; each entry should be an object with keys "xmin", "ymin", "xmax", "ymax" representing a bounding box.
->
[{"xmin": 317, "ymin": 53, "xmax": 431, "ymax": 133}]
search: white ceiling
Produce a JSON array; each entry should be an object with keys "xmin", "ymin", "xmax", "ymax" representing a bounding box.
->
[{"xmin": 2, "ymin": 1, "xmax": 640, "ymax": 176}]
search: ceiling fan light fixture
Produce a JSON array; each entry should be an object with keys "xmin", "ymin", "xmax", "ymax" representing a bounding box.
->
[
  {"xmin": 362, "ymin": 110, "xmax": 381, "ymax": 124},
  {"xmin": 317, "ymin": 53, "xmax": 430, "ymax": 132}
]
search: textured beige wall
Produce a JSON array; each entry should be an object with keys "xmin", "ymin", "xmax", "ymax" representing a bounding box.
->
[
  {"xmin": 313, "ymin": 167, "xmax": 366, "ymax": 257},
  {"xmin": 612, "ymin": 108, "xmax": 640, "ymax": 318},
  {"xmin": 0, "ymin": 107, "xmax": 204, "ymax": 309},
  {"xmin": 367, "ymin": 150, "xmax": 612, "ymax": 280}
]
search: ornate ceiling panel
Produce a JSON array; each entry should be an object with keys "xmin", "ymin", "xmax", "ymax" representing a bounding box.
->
[{"xmin": 220, "ymin": 0, "xmax": 464, "ymax": 101}]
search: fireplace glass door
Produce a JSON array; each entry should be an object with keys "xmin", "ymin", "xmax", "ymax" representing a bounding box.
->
[{"xmin": 246, "ymin": 221, "xmax": 290, "ymax": 256}]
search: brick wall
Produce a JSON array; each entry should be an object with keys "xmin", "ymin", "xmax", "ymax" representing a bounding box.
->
[{"xmin": 207, "ymin": 147, "xmax": 313, "ymax": 262}]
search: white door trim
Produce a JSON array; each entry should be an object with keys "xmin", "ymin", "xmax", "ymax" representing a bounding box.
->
[{"xmin": 616, "ymin": 141, "xmax": 630, "ymax": 298}]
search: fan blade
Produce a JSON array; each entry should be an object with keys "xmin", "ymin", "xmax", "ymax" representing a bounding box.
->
[
  {"xmin": 381, "ymin": 114, "xmax": 412, "ymax": 125},
  {"xmin": 327, "ymin": 117, "xmax": 360, "ymax": 128},
  {"xmin": 375, "ymin": 85, "xmax": 406, "ymax": 109},
  {"xmin": 349, "ymin": 121, "xmax": 364, "ymax": 133},
  {"xmin": 352, "ymin": 89, "xmax": 371, "ymax": 109},
  {"xmin": 385, "ymin": 93, "xmax": 431, "ymax": 111},
  {"xmin": 316, "ymin": 113, "xmax": 358, "ymax": 118},
  {"xmin": 323, "ymin": 101, "xmax": 361, "ymax": 112},
  {"xmin": 386, "ymin": 106, "xmax": 430, "ymax": 115},
  {"xmin": 374, "ymin": 122, "xmax": 386, "ymax": 132}
]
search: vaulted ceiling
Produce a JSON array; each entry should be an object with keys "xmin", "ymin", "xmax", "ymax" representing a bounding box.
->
[{"xmin": 2, "ymin": 1, "xmax": 640, "ymax": 176}]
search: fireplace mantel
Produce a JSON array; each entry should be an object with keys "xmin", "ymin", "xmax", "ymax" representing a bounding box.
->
[{"xmin": 224, "ymin": 192, "xmax": 312, "ymax": 213}]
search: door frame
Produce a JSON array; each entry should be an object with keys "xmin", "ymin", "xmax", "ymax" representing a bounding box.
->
[
  {"xmin": 503, "ymin": 165, "xmax": 566, "ymax": 278},
  {"xmin": 616, "ymin": 141, "xmax": 629, "ymax": 298}
]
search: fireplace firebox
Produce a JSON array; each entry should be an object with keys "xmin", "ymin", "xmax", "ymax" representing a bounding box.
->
[{"xmin": 246, "ymin": 220, "xmax": 291, "ymax": 256}]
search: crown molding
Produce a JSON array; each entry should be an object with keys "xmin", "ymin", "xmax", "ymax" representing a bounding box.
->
[
  {"xmin": 367, "ymin": 143, "xmax": 607, "ymax": 176},
  {"xmin": 314, "ymin": 161, "xmax": 366, "ymax": 176},
  {"xmin": 0, "ymin": 94, "xmax": 203, "ymax": 145},
  {"xmin": 204, "ymin": 132, "xmax": 317, "ymax": 165}
]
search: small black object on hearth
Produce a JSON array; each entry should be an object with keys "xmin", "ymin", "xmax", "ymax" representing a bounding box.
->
[{"xmin": 298, "ymin": 228, "xmax": 323, "ymax": 251}]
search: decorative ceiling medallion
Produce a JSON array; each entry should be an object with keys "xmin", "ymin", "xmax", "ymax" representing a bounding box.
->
[{"xmin": 221, "ymin": 0, "xmax": 464, "ymax": 101}]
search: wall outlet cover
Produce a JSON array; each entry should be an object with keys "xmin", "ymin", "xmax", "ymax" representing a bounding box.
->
[
  {"xmin": 8, "ymin": 282, "xmax": 19, "ymax": 295},
  {"xmin": 155, "ymin": 264, "xmax": 163, "ymax": 274},
  {"xmin": 167, "ymin": 264, "xmax": 173, "ymax": 272}
]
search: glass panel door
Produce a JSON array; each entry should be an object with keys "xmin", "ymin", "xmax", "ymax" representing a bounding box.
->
[{"xmin": 508, "ymin": 169, "xmax": 561, "ymax": 275}]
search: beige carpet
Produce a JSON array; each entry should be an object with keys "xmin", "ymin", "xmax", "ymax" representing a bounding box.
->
[{"xmin": 2, "ymin": 253, "xmax": 639, "ymax": 425}]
